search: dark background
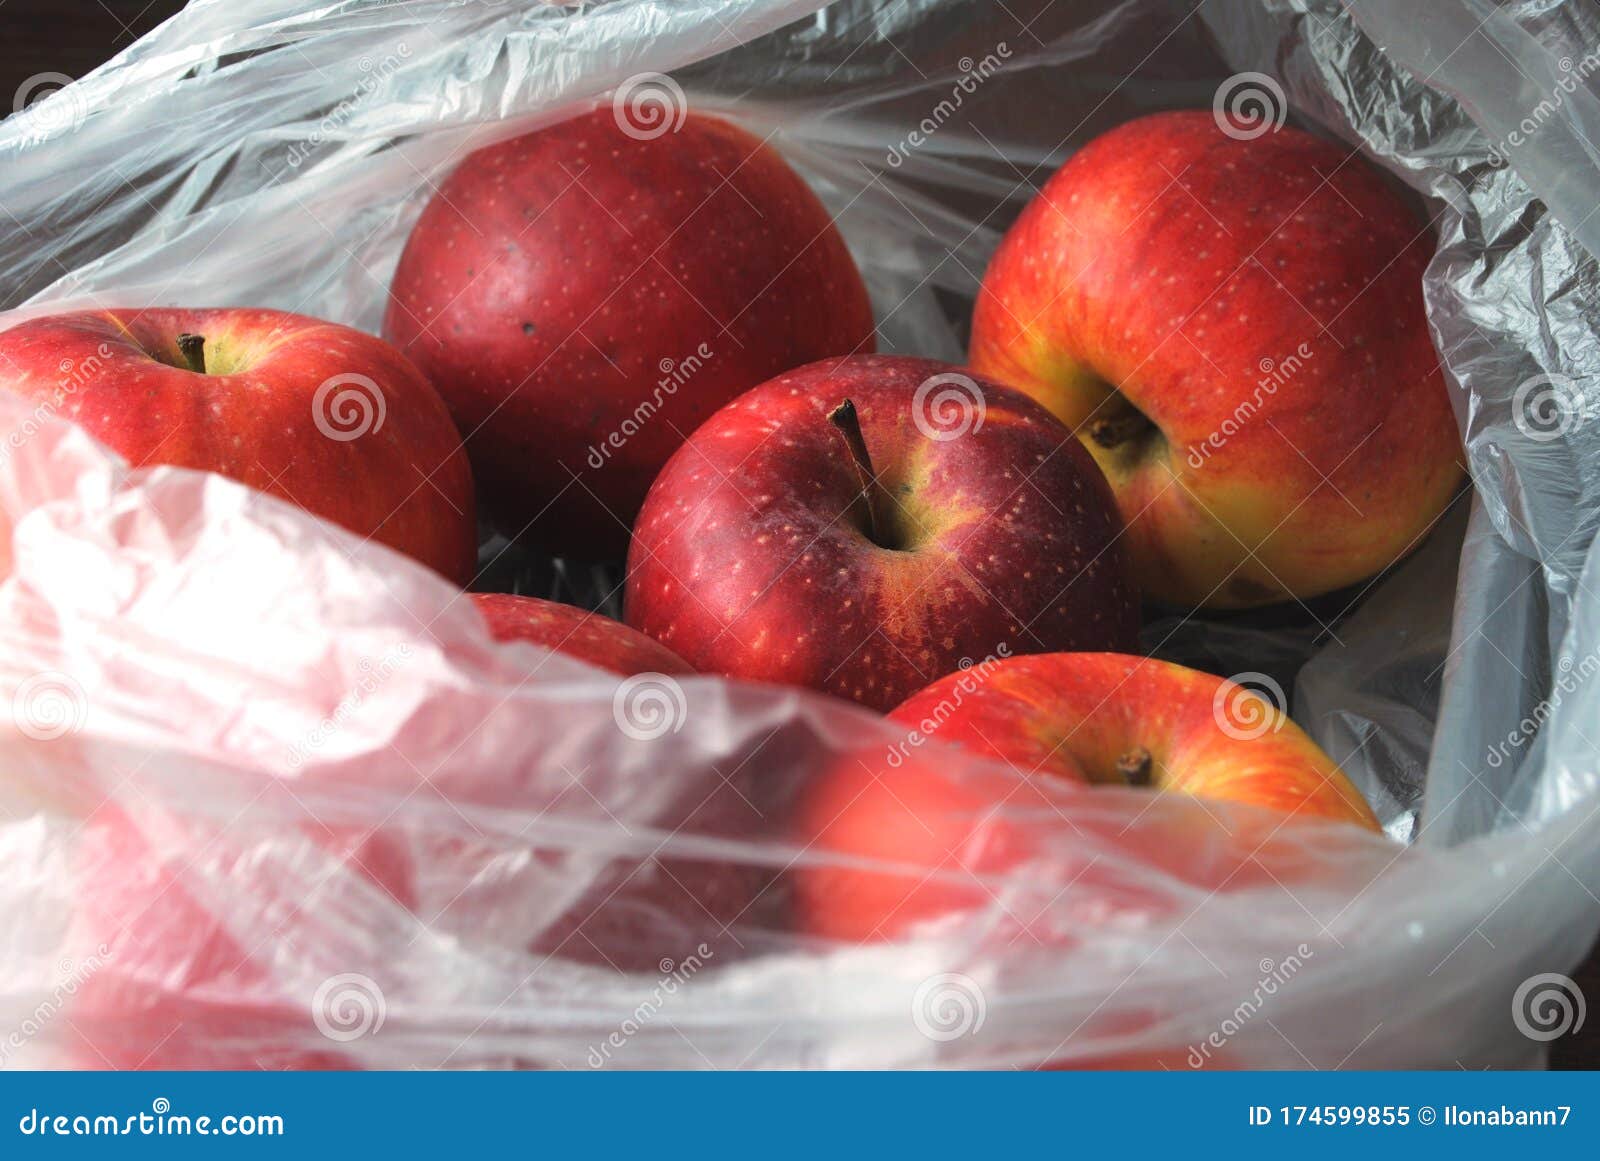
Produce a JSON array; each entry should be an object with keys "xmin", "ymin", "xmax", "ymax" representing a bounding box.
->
[
  {"xmin": 2, "ymin": 0, "xmax": 183, "ymax": 85},
  {"xmin": 2, "ymin": 0, "xmax": 1595, "ymax": 1070}
]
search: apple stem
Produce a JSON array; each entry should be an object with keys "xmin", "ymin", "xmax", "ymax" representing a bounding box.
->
[
  {"xmin": 827, "ymin": 399, "xmax": 897, "ymax": 549},
  {"xmin": 176, "ymin": 333, "xmax": 206, "ymax": 375},
  {"xmin": 1088, "ymin": 410, "xmax": 1152, "ymax": 449},
  {"xmin": 1116, "ymin": 746, "xmax": 1153, "ymax": 787}
]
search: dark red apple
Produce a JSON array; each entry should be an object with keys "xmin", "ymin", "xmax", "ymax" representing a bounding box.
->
[
  {"xmin": 624, "ymin": 355, "xmax": 1139, "ymax": 711},
  {"xmin": 0, "ymin": 308, "xmax": 476, "ymax": 583},
  {"xmin": 383, "ymin": 107, "xmax": 874, "ymax": 562},
  {"xmin": 470, "ymin": 592, "xmax": 692, "ymax": 676}
]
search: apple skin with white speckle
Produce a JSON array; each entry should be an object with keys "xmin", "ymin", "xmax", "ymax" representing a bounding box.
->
[
  {"xmin": 623, "ymin": 354, "xmax": 1139, "ymax": 711},
  {"xmin": 383, "ymin": 108, "xmax": 874, "ymax": 563},
  {"xmin": 970, "ymin": 111, "xmax": 1461, "ymax": 608}
]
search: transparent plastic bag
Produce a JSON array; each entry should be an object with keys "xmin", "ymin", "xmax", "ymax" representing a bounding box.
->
[{"xmin": 0, "ymin": 0, "xmax": 1597, "ymax": 1069}]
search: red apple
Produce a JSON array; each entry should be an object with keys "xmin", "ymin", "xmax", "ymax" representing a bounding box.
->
[
  {"xmin": 68, "ymin": 797, "xmax": 406, "ymax": 1070},
  {"xmin": 969, "ymin": 111, "xmax": 1461, "ymax": 608},
  {"xmin": 469, "ymin": 592, "xmax": 692, "ymax": 676},
  {"xmin": 794, "ymin": 746, "xmax": 1032, "ymax": 944},
  {"xmin": 623, "ymin": 354, "xmax": 1139, "ymax": 711},
  {"xmin": 888, "ymin": 652, "xmax": 1380, "ymax": 828},
  {"xmin": 68, "ymin": 746, "xmax": 791, "ymax": 1068},
  {"xmin": 383, "ymin": 107, "xmax": 874, "ymax": 562},
  {"xmin": 797, "ymin": 656, "xmax": 1381, "ymax": 946},
  {"xmin": 0, "ymin": 308, "xmax": 476, "ymax": 583},
  {"xmin": 792, "ymin": 744, "xmax": 1217, "ymax": 945}
]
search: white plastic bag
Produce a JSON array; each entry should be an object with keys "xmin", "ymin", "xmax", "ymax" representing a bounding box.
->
[{"xmin": 0, "ymin": 0, "xmax": 1597, "ymax": 1068}]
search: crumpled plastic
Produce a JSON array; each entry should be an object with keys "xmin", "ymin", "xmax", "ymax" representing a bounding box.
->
[{"xmin": 0, "ymin": 0, "xmax": 1596, "ymax": 1068}]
